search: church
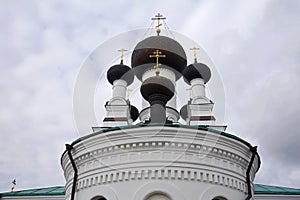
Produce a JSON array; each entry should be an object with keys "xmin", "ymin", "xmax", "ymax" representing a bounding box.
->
[{"xmin": 1, "ymin": 14, "xmax": 300, "ymax": 200}]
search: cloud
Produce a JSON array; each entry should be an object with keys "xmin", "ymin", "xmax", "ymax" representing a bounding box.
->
[
  {"xmin": 1, "ymin": 0, "xmax": 300, "ymax": 192},
  {"xmin": 178, "ymin": 0, "xmax": 300, "ymax": 188},
  {"xmin": 184, "ymin": 0, "xmax": 300, "ymax": 187}
]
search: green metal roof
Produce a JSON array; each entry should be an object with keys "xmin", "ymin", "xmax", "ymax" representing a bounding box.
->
[
  {"xmin": 1, "ymin": 184, "xmax": 300, "ymax": 197},
  {"xmin": 254, "ymin": 184, "xmax": 300, "ymax": 195},
  {"xmin": 71, "ymin": 123, "xmax": 251, "ymax": 147},
  {"xmin": 0, "ymin": 186, "xmax": 65, "ymax": 197}
]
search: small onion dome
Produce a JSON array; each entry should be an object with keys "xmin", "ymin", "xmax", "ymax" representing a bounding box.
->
[
  {"xmin": 107, "ymin": 64, "xmax": 134, "ymax": 85},
  {"xmin": 130, "ymin": 105, "xmax": 139, "ymax": 122},
  {"xmin": 182, "ymin": 62, "xmax": 211, "ymax": 84},
  {"xmin": 131, "ymin": 36, "xmax": 187, "ymax": 81},
  {"xmin": 180, "ymin": 104, "xmax": 188, "ymax": 121},
  {"xmin": 141, "ymin": 76, "xmax": 175, "ymax": 103}
]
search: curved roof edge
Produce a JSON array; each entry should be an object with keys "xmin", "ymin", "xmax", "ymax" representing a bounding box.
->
[
  {"xmin": 0, "ymin": 186, "xmax": 65, "ymax": 197},
  {"xmin": 254, "ymin": 184, "xmax": 300, "ymax": 195},
  {"xmin": 60, "ymin": 124, "xmax": 261, "ymax": 172},
  {"xmin": 72, "ymin": 123, "xmax": 252, "ymax": 146},
  {"xmin": 2, "ymin": 184, "xmax": 300, "ymax": 197}
]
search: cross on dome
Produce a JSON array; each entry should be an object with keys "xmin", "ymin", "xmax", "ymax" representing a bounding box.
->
[
  {"xmin": 190, "ymin": 47, "xmax": 200, "ymax": 63},
  {"xmin": 118, "ymin": 48, "xmax": 128, "ymax": 64},
  {"xmin": 126, "ymin": 88, "xmax": 132, "ymax": 100},
  {"xmin": 151, "ymin": 13, "xmax": 166, "ymax": 36},
  {"xmin": 11, "ymin": 179, "xmax": 16, "ymax": 192},
  {"xmin": 149, "ymin": 49, "xmax": 166, "ymax": 76},
  {"xmin": 186, "ymin": 87, "xmax": 192, "ymax": 100}
]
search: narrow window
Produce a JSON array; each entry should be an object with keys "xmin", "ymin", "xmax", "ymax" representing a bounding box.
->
[
  {"xmin": 212, "ymin": 196, "xmax": 227, "ymax": 200},
  {"xmin": 146, "ymin": 193, "xmax": 171, "ymax": 200},
  {"xmin": 91, "ymin": 196, "xmax": 107, "ymax": 200}
]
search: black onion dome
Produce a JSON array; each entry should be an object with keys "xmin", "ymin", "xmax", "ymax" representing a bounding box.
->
[
  {"xmin": 182, "ymin": 62, "xmax": 211, "ymax": 84},
  {"xmin": 130, "ymin": 105, "xmax": 139, "ymax": 122},
  {"xmin": 107, "ymin": 64, "xmax": 134, "ymax": 85},
  {"xmin": 180, "ymin": 104, "xmax": 188, "ymax": 121},
  {"xmin": 141, "ymin": 76, "xmax": 175, "ymax": 102},
  {"xmin": 131, "ymin": 36, "xmax": 187, "ymax": 81}
]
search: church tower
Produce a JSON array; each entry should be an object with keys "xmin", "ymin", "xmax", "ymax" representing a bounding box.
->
[{"xmin": 61, "ymin": 14, "xmax": 260, "ymax": 200}]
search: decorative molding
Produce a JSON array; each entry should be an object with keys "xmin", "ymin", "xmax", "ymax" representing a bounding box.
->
[
  {"xmin": 61, "ymin": 127, "xmax": 258, "ymax": 199},
  {"xmin": 75, "ymin": 168, "xmax": 247, "ymax": 194},
  {"xmin": 73, "ymin": 141, "xmax": 249, "ymax": 168}
]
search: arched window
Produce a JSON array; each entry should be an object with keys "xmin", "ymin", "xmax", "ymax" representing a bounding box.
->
[
  {"xmin": 146, "ymin": 193, "xmax": 171, "ymax": 200},
  {"xmin": 212, "ymin": 196, "xmax": 227, "ymax": 200},
  {"xmin": 91, "ymin": 196, "xmax": 107, "ymax": 200}
]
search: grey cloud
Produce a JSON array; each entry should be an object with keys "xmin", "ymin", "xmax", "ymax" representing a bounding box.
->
[
  {"xmin": 211, "ymin": 0, "xmax": 300, "ymax": 187},
  {"xmin": 1, "ymin": 0, "xmax": 300, "ymax": 192}
]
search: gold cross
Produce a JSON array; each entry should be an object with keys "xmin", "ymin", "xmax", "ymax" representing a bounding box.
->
[
  {"xmin": 126, "ymin": 88, "xmax": 132, "ymax": 100},
  {"xmin": 190, "ymin": 47, "xmax": 200, "ymax": 63},
  {"xmin": 118, "ymin": 48, "xmax": 128, "ymax": 64},
  {"xmin": 149, "ymin": 49, "xmax": 166, "ymax": 76},
  {"xmin": 11, "ymin": 179, "xmax": 16, "ymax": 192},
  {"xmin": 186, "ymin": 88, "xmax": 192, "ymax": 99},
  {"xmin": 151, "ymin": 13, "xmax": 166, "ymax": 36}
]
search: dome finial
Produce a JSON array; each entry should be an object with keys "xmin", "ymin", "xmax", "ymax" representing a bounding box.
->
[
  {"xmin": 186, "ymin": 88, "xmax": 192, "ymax": 100},
  {"xmin": 151, "ymin": 13, "xmax": 166, "ymax": 36},
  {"xmin": 149, "ymin": 49, "xmax": 166, "ymax": 76},
  {"xmin": 118, "ymin": 48, "xmax": 128, "ymax": 64},
  {"xmin": 11, "ymin": 179, "xmax": 16, "ymax": 192},
  {"xmin": 190, "ymin": 47, "xmax": 200, "ymax": 63},
  {"xmin": 126, "ymin": 88, "xmax": 132, "ymax": 100}
]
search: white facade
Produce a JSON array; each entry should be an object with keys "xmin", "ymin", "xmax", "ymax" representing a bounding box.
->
[
  {"xmin": 60, "ymin": 19, "xmax": 261, "ymax": 200},
  {"xmin": 61, "ymin": 126, "xmax": 260, "ymax": 200}
]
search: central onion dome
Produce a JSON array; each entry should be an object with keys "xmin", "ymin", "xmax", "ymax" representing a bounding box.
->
[
  {"xmin": 140, "ymin": 76, "xmax": 175, "ymax": 123},
  {"xmin": 141, "ymin": 76, "xmax": 175, "ymax": 103},
  {"xmin": 131, "ymin": 36, "xmax": 187, "ymax": 81}
]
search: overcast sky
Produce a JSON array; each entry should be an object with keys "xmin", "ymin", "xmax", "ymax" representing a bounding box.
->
[{"xmin": 1, "ymin": 0, "xmax": 300, "ymax": 192}]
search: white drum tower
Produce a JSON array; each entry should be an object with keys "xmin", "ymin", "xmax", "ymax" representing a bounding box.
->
[{"xmin": 61, "ymin": 14, "xmax": 260, "ymax": 200}]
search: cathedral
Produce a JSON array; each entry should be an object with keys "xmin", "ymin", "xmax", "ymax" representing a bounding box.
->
[{"xmin": 1, "ymin": 14, "xmax": 300, "ymax": 200}]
